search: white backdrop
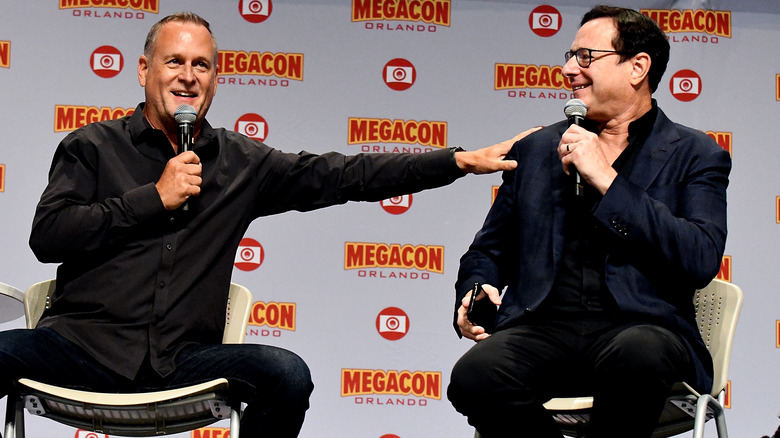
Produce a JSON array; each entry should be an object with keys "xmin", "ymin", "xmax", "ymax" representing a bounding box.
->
[{"xmin": 1, "ymin": 1, "xmax": 779, "ymax": 437}]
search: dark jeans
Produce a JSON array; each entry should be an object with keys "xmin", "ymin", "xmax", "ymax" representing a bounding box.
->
[
  {"xmin": 0, "ymin": 327, "xmax": 314, "ymax": 437},
  {"xmin": 447, "ymin": 316, "xmax": 694, "ymax": 438}
]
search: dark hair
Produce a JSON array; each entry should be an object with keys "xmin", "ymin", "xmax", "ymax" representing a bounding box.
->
[
  {"xmin": 581, "ymin": 5, "xmax": 669, "ymax": 92},
  {"xmin": 144, "ymin": 12, "xmax": 217, "ymax": 61}
]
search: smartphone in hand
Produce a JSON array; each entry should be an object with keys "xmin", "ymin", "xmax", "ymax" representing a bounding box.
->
[{"xmin": 467, "ymin": 282, "xmax": 497, "ymax": 333}]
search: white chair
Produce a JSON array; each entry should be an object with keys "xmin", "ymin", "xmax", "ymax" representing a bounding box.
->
[
  {"xmin": 475, "ymin": 279, "xmax": 743, "ymax": 438},
  {"xmin": 4, "ymin": 279, "xmax": 253, "ymax": 438},
  {"xmin": 545, "ymin": 279, "xmax": 742, "ymax": 438}
]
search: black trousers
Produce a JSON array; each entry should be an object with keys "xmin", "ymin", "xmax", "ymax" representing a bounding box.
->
[
  {"xmin": 0, "ymin": 327, "xmax": 314, "ymax": 438},
  {"xmin": 447, "ymin": 316, "xmax": 694, "ymax": 438}
]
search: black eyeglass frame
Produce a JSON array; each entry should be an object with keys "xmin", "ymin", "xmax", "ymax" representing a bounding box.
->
[{"xmin": 564, "ymin": 48, "xmax": 625, "ymax": 68}]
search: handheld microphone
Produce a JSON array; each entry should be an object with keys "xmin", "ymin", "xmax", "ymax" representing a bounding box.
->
[
  {"xmin": 564, "ymin": 99, "xmax": 587, "ymax": 197},
  {"xmin": 174, "ymin": 104, "xmax": 197, "ymax": 211},
  {"xmin": 174, "ymin": 104, "xmax": 196, "ymax": 153}
]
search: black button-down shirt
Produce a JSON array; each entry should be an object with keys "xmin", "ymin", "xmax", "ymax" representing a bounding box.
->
[
  {"xmin": 30, "ymin": 103, "xmax": 465, "ymax": 379},
  {"xmin": 541, "ymin": 103, "xmax": 659, "ymax": 316}
]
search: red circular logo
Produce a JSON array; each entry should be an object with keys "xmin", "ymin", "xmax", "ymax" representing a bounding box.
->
[
  {"xmin": 239, "ymin": 0, "xmax": 273, "ymax": 23},
  {"xmin": 235, "ymin": 113, "xmax": 269, "ymax": 141},
  {"xmin": 376, "ymin": 307, "xmax": 410, "ymax": 341},
  {"xmin": 529, "ymin": 5, "xmax": 562, "ymax": 38},
  {"xmin": 383, "ymin": 58, "xmax": 416, "ymax": 91},
  {"xmin": 380, "ymin": 194, "xmax": 413, "ymax": 215},
  {"xmin": 90, "ymin": 45, "xmax": 123, "ymax": 78},
  {"xmin": 234, "ymin": 238, "xmax": 264, "ymax": 271},
  {"xmin": 669, "ymin": 69, "xmax": 702, "ymax": 102},
  {"xmin": 76, "ymin": 430, "xmax": 108, "ymax": 438}
]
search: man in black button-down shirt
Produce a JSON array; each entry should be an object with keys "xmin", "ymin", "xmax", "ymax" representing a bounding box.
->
[{"xmin": 0, "ymin": 12, "xmax": 531, "ymax": 438}]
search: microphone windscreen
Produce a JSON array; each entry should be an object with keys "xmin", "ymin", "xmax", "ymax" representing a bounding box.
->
[
  {"xmin": 174, "ymin": 104, "xmax": 197, "ymax": 124},
  {"xmin": 564, "ymin": 99, "xmax": 587, "ymax": 119}
]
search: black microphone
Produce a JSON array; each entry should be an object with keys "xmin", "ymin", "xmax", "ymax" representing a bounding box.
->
[
  {"xmin": 174, "ymin": 104, "xmax": 197, "ymax": 211},
  {"xmin": 564, "ymin": 99, "xmax": 587, "ymax": 197}
]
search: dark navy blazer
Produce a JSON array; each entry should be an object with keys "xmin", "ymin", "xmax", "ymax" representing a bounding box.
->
[{"xmin": 455, "ymin": 107, "xmax": 731, "ymax": 393}]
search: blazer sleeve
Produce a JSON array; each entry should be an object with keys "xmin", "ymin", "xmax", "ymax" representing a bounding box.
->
[{"xmin": 594, "ymin": 126, "xmax": 730, "ymax": 289}]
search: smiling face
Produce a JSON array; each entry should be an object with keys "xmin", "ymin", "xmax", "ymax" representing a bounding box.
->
[
  {"xmin": 137, "ymin": 20, "xmax": 217, "ymax": 141},
  {"xmin": 562, "ymin": 17, "xmax": 640, "ymax": 124}
]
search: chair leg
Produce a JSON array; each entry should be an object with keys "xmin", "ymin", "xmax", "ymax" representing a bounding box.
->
[
  {"xmin": 712, "ymin": 404, "xmax": 728, "ymax": 438},
  {"xmin": 4, "ymin": 392, "xmax": 25, "ymax": 438},
  {"xmin": 693, "ymin": 394, "xmax": 727, "ymax": 438},
  {"xmin": 3, "ymin": 395, "xmax": 11, "ymax": 438},
  {"xmin": 229, "ymin": 406, "xmax": 240, "ymax": 438}
]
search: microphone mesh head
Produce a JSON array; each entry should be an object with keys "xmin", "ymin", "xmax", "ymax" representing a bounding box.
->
[
  {"xmin": 174, "ymin": 104, "xmax": 197, "ymax": 124},
  {"xmin": 564, "ymin": 99, "xmax": 587, "ymax": 118}
]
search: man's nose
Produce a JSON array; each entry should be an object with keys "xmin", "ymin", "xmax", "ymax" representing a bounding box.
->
[
  {"xmin": 562, "ymin": 55, "xmax": 580, "ymax": 76},
  {"xmin": 179, "ymin": 64, "xmax": 195, "ymax": 82}
]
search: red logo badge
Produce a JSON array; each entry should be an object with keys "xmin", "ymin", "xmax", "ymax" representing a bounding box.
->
[
  {"xmin": 239, "ymin": 0, "xmax": 273, "ymax": 23},
  {"xmin": 380, "ymin": 194, "xmax": 412, "ymax": 215},
  {"xmin": 670, "ymin": 69, "xmax": 702, "ymax": 102},
  {"xmin": 235, "ymin": 238, "xmax": 264, "ymax": 271},
  {"xmin": 383, "ymin": 58, "xmax": 416, "ymax": 91},
  {"xmin": 235, "ymin": 113, "xmax": 269, "ymax": 141},
  {"xmin": 90, "ymin": 45, "xmax": 123, "ymax": 78},
  {"xmin": 75, "ymin": 431, "xmax": 108, "ymax": 438},
  {"xmin": 376, "ymin": 307, "xmax": 410, "ymax": 340},
  {"xmin": 529, "ymin": 5, "xmax": 562, "ymax": 37}
]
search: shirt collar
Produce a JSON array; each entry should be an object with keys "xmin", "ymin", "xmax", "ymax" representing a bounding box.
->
[
  {"xmin": 627, "ymin": 99, "xmax": 658, "ymax": 145},
  {"xmin": 612, "ymin": 99, "xmax": 658, "ymax": 173},
  {"xmin": 129, "ymin": 102, "xmax": 217, "ymax": 150}
]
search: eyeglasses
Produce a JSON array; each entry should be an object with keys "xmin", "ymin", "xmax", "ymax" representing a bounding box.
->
[{"xmin": 564, "ymin": 48, "xmax": 624, "ymax": 68}]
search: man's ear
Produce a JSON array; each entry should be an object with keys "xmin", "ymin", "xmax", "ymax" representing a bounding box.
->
[
  {"xmin": 630, "ymin": 52, "xmax": 651, "ymax": 87},
  {"xmin": 138, "ymin": 55, "xmax": 148, "ymax": 87}
]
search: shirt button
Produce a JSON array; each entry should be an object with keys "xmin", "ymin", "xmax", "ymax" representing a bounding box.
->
[
  {"xmin": 159, "ymin": 281, "xmax": 166, "ymax": 289},
  {"xmin": 166, "ymin": 243, "xmax": 173, "ymax": 251},
  {"xmin": 169, "ymin": 217, "xmax": 176, "ymax": 224}
]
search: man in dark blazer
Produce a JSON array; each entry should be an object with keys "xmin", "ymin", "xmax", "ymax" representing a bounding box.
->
[{"xmin": 447, "ymin": 6, "xmax": 730, "ymax": 438}]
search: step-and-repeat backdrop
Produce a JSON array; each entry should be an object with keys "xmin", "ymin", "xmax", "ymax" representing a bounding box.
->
[{"xmin": 1, "ymin": 1, "xmax": 778, "ymax": 437}]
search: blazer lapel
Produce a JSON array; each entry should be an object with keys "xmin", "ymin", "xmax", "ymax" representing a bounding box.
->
[
  {"xmin": 549, "ymin": 134, "xmax": 568, "ymax": 270},
  {"xmin": 625, "ymin": 108, "xmax": 680, "ymax": 191}
]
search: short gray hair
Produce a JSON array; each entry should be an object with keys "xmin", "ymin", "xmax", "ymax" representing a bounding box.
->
[{"xmin": 143, "ymin": 12, "xmax": 218, "ymax": 61}]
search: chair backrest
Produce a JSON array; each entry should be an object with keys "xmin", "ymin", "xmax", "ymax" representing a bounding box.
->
[
  {"xmin": 0, "ymin": 282, "xmax": 24, "ymax": 302},
  {"xmin": 25, "ymin": 279, "xmax": 253, "ymax": 343},
  {"xmin": 693, "ymin": 279, "xmax": 743, "ymax": 396},
  {"xmin": 223, "ymin": 282, "xmax": 253, "ymax": 344},
  {"xmin": 24, "ymin": 279, "xmax": 56, "ymax": 329}
]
